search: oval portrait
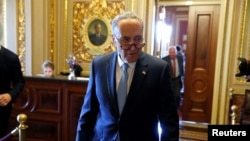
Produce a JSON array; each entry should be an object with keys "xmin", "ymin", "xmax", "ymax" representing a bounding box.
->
[{"xmin": 88, "ymin": 19, "xmax": 108, "ymax": 46}]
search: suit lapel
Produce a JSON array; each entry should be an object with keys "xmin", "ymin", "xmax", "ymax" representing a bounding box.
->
[
  {"xmin": 124, "ymin": 53, "xmax": 148, "ymax": 110},
  {"xmin": 131, "ymin": 60, "xmax": 148, "ymax": 91},
  {"xmin": 105, "ymin": 52, "xmax": 120, "ymax": 115}
]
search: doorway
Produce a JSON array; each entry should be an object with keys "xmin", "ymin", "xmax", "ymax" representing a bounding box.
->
[
  {"xmin": 156, "ymin": 5, "xmax": 188, "ymax": 120},
  {"xmin": 156, "ymin": 4, "xmax": 220, "ymax": 123}
]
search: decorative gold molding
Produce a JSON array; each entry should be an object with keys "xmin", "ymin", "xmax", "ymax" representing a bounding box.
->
[
  {"xmin": 63, "ymin": 0, "xmax": 69, "ymax": 71},
  {"xmin": 49, "ymin": 0, "xmax": 56, "ymax": 62},
  {"xmin": 124, "ymin": 0, "xmax": 134, "ymax": 11},
  {"xmin": 235, "ymin": 0, "xmax": 250, "ymax": 84},
  {"xmin": 17, "ymin": 0, "xmax": 26, "ymax": 73},
  {"xmin": 72, "ymin": 0, "xmax": 125, "ymax": 63},
  {"xmin": 239, "ymin": 0, "xmax": 247, "ymax": 58}
]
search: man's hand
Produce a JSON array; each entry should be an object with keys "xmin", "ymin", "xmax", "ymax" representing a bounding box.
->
[{"xmin": 0, "ymin": 93, "xmax": 12, "ymax": 106}]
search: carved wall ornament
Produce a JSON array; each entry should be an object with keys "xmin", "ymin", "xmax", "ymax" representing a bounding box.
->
[
  {"xmin": 17, "ymin": 0, "xmax": 26, "ymax": 73},
  {"xmin": 72, "ymin": 0, "xmax": 125, "ymax": 63}
]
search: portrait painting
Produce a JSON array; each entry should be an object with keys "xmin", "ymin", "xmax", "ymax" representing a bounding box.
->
[
  {"xmin": 88, "ymin": 19, "xmax": 108, "ymax": 46},
  {"xmin": 73, "ymin": 0, "xmax": 124, "ymax": 65}
]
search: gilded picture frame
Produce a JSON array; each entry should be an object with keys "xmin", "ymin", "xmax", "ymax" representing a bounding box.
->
[
  {"xmin": 72, "ymin": 0, "xmax": 125, "ymax": 76},
  {"xmin": 82, "ymin": 16, "xmax": 112, "ymax": 56},
  {"xmin": 88, "ymin": 19, "xmax": 108, "ymax": 46},
  {"xmin": 72, "ymin": 0, "xmax": 125, "ymax": 64}
]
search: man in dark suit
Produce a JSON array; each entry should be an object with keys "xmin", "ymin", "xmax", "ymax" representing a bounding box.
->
[
  {"xmin": 88, "ymin": 23, "xmax": 107, "ymax": 46},
  {"xmin": 162, "ymin": 46, "xmax": 184, "ymax": 108},
  {"xmin": 0, "ymin": 46, "xmax": 25, "ymax": 138},
  {"xmin": 76, "ymin": 11, "xmax": 179, "ymax": 141}
]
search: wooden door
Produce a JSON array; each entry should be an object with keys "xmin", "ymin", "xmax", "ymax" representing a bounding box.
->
[{"xmin": 182, "ymin": 5, "xmax": 220, "ymax": 122}]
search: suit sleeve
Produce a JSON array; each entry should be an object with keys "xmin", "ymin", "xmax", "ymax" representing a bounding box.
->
[
  {"xmin": 9, "ymin": 54, "xmax": 25, "ymax": 101},
  {"xmin": 158, "ymin": 63, "xmax": 179, "ymax": 141},
  {"xmin": 75, "ymin": 59, "xmax": 99, "ymax": 141}
]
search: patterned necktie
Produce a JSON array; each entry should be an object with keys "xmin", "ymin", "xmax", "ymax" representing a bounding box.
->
[{"xmin": 117, "ymin": 63, "xmax": 129, "ymax": 114}]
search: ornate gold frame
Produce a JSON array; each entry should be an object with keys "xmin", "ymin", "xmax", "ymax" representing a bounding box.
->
[
  {"xmin": 86, "ymin": 18, "xmax": 109, "ymax": 45},
  {"xmin": 72, "ymin": 0, "xmax": 125, "ymax": 63},
  {"xmin": 17, "ymin": 0, "xmax": 26, "ymax": 73},
  {"xmin": 82, "ymin": 16, "xmax": 112, "ymax": 56},
  {"xmin": 235, "ymin": 0, "xmax": 250, "ymax": 83},
  {"xmin": 239, "ymin": 0, "xmax": 248, "ymax": 58}
]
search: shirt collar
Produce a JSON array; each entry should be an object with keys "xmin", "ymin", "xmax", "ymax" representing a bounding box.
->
[{"xmin": 117, "ymin": 53, "xmax": 136, "ymax": 68}]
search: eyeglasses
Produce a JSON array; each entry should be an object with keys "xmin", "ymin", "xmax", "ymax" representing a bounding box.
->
[
  {"xmin": 115, "ymin": 36, "xmax": 145, "ymax": 50},
  {"xmin": 121, "ymin": 43, "xmax": 146, "ymax": 50}
]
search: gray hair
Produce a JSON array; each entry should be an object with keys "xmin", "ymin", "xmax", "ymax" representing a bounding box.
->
[
  {"xmin": 111, "ymin": 11, "xmax": 143, "ymax": 37},
  {"xmin": 169, "ymin": 46, "xmax": 177, "ymax": 53}
]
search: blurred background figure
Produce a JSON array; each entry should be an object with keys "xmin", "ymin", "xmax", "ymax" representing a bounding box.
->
[
  {"xmin": 176, "ymin": 45, "xmax": 185, "ymax": 62},
  {"xmin": 176, "ymin": 45, "xmax": 185, "ymax": 94},
  {"xmin": 42, "ymin": 60, "xmax": 55, "ymax": 77},
  {"xmin": 162, "ymin": 46, "xmax": 184, "ymax": 109},
  {"xmin": 0, "ymin": 45, "xmax": 25, "ymax": 138}
]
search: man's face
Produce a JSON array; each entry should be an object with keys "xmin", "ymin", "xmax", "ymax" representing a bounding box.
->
[
  {"xmin": 95, "ymin": 24, "xmax": 102, "ymax": 34},
  {"xmin": 169, "ymin": 47, "xmax": 176, "ymax": 59},
  {"xmin": 113, "ymin": 19, "xmax": 144, "ymax": 63}
]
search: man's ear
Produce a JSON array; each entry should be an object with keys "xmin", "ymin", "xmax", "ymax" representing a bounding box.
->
[
  {"xmin": 112, "ymin": 34, "xmax": 117, "ymax": 42},
  {"xmin": 111, "ymin": 35, "xmax": 117, "ymax": 45},
  {"xmin": 111, "ymin": 35, "xmax": 115, "ymax": 41}
]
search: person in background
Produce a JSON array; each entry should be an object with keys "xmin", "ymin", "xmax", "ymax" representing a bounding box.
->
[
  {"xmin": 176, "ymin": 45, "xmax": 185, "ymax": 62},
  {"xmin": 42, "ymin": 60, "xmax": 55, "ymax": 77},
  {"xmin": 76, "ymin": 11, "xmax": 179, "ymax": 141},
  {"xmin": 176, "ymin": 45, "xmax": 185, "ymax": 94},
  {"xmin": 88, "ymin": 23, "xmax": 107, "ymax": 46},
  {"xmin": 162, "ymin": 46, "xmax": 184, "ymax": 109},
  {"xmin": 0, "ymin": 45, "xmax": 25, "ymax": 138}
]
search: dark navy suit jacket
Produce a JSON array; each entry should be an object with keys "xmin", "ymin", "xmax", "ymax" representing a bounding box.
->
[
  {"xmin": 162, "ymin": 55, "xmax": 184, "ymax": 78},
  {"xmin": 76, "ymin": 52, "xmax": 179, "ymax": 141},
  {"xmin": 0, "ymin": 46, "xmax": 24, "ymax": 101},
  {"xmin": 0, "ymin": 46, "xmax": 25, "ymax": 137}
]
